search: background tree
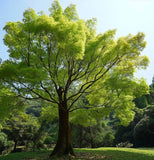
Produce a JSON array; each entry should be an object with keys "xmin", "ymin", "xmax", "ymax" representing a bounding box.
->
[
  {"xmin": 25, "ymin": 100, "xmax": 42, "ymax": 117},
  {"xmin": 0, "ymin": 0, "xmax": 149, "ymax": 157},
  {"xmin": 147, "ymin": 75, "xmax": 154, "ymax": 105},
  {"xmin": 134, "ymin": 95, "xmax": 148, "ymax": 108},
  {"xmin": 134, "ymin": 105, "xmax": 154, "ymax": 147},
  {"xmin": 0, "ymin": 132, "xmax": 14, "ymax": 154},
  {"xmin": 71, "ymin": 119, "xmax": 115, "ymax": 148},
  {"xmin": 0, "ymin": 86, "xmax": 24, "ymax": 128},
  {"xmin": 150, "ymin": 76, "xmax": 154, "ymax": 89},
  {"xmin": 2, "ymin": 112, "xmax": 40, "ymax": 152},
  {"xmin": 114, "ymin": 107, "xmax": 144, "ymax": 146},
  {"xmin": 115, "ymin": 76, "xmax": 154, "ymax": 148}
]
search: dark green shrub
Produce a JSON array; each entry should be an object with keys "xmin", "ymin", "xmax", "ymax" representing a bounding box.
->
[
  {"xmin": 44, "ymin": 136, "xmax": 54, "ymax": 148},
  {"xmin": 0, "ymin": 132, "xmax": 14, "ymax": 154},
  {"xmin": 102, "ymin": 132, "xmax": 115, "ymax": 147},
  {"xmin": 0, "ymin": 132, "xmax": 7, "ymax": 153},
  {"xmin": 134, "ymin": 105, "xmax": 154, "ymax": 147}
]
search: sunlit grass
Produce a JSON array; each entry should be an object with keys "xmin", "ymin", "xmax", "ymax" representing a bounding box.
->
[
  {"xmin": 75, "ymin": 147, "xmax": 154, "ymax": 160},
  {"xmin": 0, "ymin": 147, "xmax": 154, "ymax": 160}
]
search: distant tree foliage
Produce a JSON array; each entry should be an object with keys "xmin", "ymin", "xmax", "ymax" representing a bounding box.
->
[
  {"xmin": 134, "ymin": 105, "xmax": 154, "ymax": 147},
  {"xmin": 2, "ymin": 112, "xmax": 44, "ymax": 152},
  {"xmin": 115, "ymin": 77, "xmax": 154, "ymax": 147},
  {"xmin": 0, "ymin": 86, "xmax": 24, "ymax": 127}
]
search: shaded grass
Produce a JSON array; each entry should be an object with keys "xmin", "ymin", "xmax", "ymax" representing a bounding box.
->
[
  {"xmin": 0, "ymin": 150, "xmax": 50, "ymax": 160},
  {"xmin": 0, "ymin": 148, "xmax": 154, "ymax": 160}
]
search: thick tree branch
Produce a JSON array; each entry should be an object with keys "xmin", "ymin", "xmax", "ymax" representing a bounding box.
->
[
  {"xmin": 68, "ymin": 56, "xmax": 121, "ymax": 110},
  {"xmin": 40, "ymin": 81, "xmax": 58, "ymax": 104},
  {"xmin": 2, "ymin": 77, "xmax": 57, "ymax": 104}
]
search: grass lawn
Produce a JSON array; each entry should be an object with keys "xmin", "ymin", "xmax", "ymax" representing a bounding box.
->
[{"xmin": 0, "ymin": 147, "xmax": 154, "ymax": 160}]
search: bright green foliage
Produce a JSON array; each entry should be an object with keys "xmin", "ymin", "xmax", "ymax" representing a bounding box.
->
[
  {"xmin": 0, "ymin": 0, "xmax": 149, "ymax": 127},
  {"xmin": 40, "ymin": 104, "xmax": 58, "ymax": 122},
  {"xmin": 70, "ymin": 109, "xmax": 97, "ymax": 127},
  {"xmin": 64, "ymin": 4, "xmax": 79, "ymax": 21},
  {"xmin": 0, "ymin": 86, "xmax": 24, "ymax": 127},
  {"xmin": 86, "ymin": 78, "xmax": 149, "ymax": 126},
  {"xmin": 0, "ymin": 132, "xmax": 14, "ymax": 154},
  {"xmin": 0, "ymin": 132, "xmax": 8, "ymax": 153}
]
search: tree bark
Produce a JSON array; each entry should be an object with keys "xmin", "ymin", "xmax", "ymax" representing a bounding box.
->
[
  {"xmin": 79, "ymin": 125, "xmax": 83, "ymax": 148},
  {"xmin": 50, "ymin": 103, "xmax": 75, "ymax": 158},
  {"xmin": 12, "ymin": 141, "xmax": 17, "ymax": 152},
  {"xmin": 89, "ymin": 126, "xmax": 95, "ymax": 148}
]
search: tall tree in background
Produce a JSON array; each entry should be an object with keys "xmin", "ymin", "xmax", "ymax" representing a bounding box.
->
[{"xmin": 0, "ymin": 0, "xmax": 149, "ymax": 157}]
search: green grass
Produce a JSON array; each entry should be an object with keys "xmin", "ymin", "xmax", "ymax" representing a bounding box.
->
[
  {"xmin": 74, "ymin": 148, "xmax": 154, "ymax": 160},
  {"xmin": 0, "ymin": 148, "xmax": 154, "ymax": 160},
  {"xmin": 0, "ymin": 150, "xmax": 50, "ymax": 160}
]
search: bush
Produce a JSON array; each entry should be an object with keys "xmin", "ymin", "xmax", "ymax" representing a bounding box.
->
[
  {"xmin": 44, "ymin": 136, "xmax": 54, "ymax": 148},
  {"xmin": 133, "ymin": 105, "xmax": 154, "ymax": 147},
  {"xmin": 0, "ymin": 132, "xmax": 8, "ymax": 153},
  {"xmin": 0, "ymin": 132, "xmax": 14, "ymax": 154},
  {"xmin": 116, "ymin": 141, "xmax": 133, "ymax": 148},
  {"xmin": 134, "ymin": 116, "xmax": 154, "ymax": 147},
  {"xmin": 102, "ymin": 132, "xmax": 115, "ymax": 147}
]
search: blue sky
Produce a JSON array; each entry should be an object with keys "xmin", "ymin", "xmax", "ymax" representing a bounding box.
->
[{"xmin": 0, "ymin": 0, "xmax": 154, "ymax": 84}]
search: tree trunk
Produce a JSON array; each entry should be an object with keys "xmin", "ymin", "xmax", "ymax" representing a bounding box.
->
[
  {"xmin": 89, "ymin": 126, "xmax": 95, "ymax": 148},
  {"xmin": 79, "ymin": 125, "xmax": 83, "ymax": 148},
  {"xmin": 50, "ymin": 104, "xmax": 75, "ymax": 158},
  {"xmin": 12, "ymin": 141, "xmax": 17, "ymax": 152}
]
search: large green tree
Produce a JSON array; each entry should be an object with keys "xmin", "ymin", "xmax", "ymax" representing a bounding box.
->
[{"xmin": 0, "ymin": 0, "xmax": 149, "ymax": 157}]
